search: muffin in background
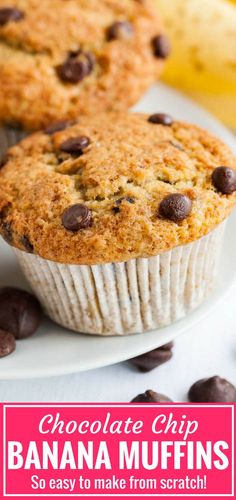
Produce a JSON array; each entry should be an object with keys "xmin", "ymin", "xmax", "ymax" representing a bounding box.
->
[
  {"xmin": 0, "ymin": 0, "xmax": 168, "ymax": 157},
  {"xmin": 0, "ymin": 112, "xmax": 235, "ymax": 336}
]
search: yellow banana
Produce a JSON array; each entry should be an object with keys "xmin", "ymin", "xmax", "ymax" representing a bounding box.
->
[{"xmin": 153, "ymin": 0, "xmax": 236, "ymax": 126}]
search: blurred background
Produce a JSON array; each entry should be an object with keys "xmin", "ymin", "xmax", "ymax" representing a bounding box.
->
[{"xmin": 153, "ymin": 0, "xmax": 236, "ymax": 128}]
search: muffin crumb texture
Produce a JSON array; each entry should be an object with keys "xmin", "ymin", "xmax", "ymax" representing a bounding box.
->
[
  {"xmin": 0, "ymin": 112, "xmax": 236, "ymax": 265},
  {"xmin": 0, "ymin": 0, "xmax": 165, "ymax": 129}
]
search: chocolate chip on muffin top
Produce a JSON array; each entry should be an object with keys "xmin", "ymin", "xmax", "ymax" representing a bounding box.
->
[
  {"xmin": 62, "ymin": 204, "xmax": 93, "ymax": 231},
  {"xmin": 59, "ymin": 136, "xmax": 90, "ymax": 155},
  {"xmin": 152, "ymin": 34, "xmax": 171, "ymax": 59},
  {"xmin": 106, "ymin": 21, "xmax": 134, "ymax": 41},
  {"xmin": 56, "ymin": 50, "xmax": 95, "ymax": 84},
  {"xmin": 212, "ymin": 166, "xmax": 236, "ymax": 194},
  {"xmin": 0, "ymin": 112, "xmax": 236, "ymax": 265},
  {"xmin": 0, "ymin": 7, "xmax": 24, "ymax": 26}
]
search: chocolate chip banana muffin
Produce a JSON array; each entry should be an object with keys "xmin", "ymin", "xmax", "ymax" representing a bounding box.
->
[
  {"xmin": 1, "ymin": 112, "xmax": 235, "ymax": 335},
  {"xmin": 0, "ymin": 0, "xmax": 168, "ymax": 157}
]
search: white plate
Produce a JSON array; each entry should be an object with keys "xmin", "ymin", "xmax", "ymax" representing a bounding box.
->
[{"xmin": 1, "ymin": 83, "xmax": 236, "ymax": 380}]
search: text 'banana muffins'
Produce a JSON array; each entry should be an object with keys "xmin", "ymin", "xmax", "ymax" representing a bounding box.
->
[
  {"xmin": 0, "ymin": 0, "xmax": 168, "ymax": 156},
  {"xmin": 0, "ymin": 112, "xmax": 236, "ymax": 335}
]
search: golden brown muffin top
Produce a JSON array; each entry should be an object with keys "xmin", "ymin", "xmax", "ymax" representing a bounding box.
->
[
  {"xmin": 0, "ymin": 112, "xmax": 236, "ymax": 265},
  {"xmin": 0, "ymin": 0, "xmax": 166, "ymax": 130}
]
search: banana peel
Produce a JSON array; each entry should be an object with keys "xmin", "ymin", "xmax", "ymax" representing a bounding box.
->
[{"xmin": 153, "ymin": 0, "xmax": 236, "ymax": 126}]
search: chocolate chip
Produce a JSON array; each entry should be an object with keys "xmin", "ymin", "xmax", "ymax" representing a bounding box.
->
[
  {"xmin": 0, "ymin": 7, "xmax": 24, "ymax": 26},
  {"xmin": 113, "ymin": 196, "xmax": 135, "ymax": 213},
  {"xmin": 158, "ymin": 193, "xmax": 192, "ymax": 222},
  {"xmin": 0, "ymin": 329, "xmax": 16, "ymax": 358},
  {"xmin": 59, "ymin": 136, "xmax": 90, "ymax": 155},
  {"xmin": 212, "ymin": 166, "xmax": 236, "ymax": 195},
  {"xmin": 57, "ymin": 50, "xmax": 95, "ymax": 84},
  {"xmin": 0, "ymin": 154, "xmax": 9, "ymax": 169},
  {"xmin": 44, "ymin": 120, "xmax": 74, "ymax": 135},
  {"xmin": 21, "ymin": 235, "xmax": 34, "ymax": 253},
  {"xmin": 62, "ymin": 204, "xmax": 92, "ymax": 231},
  {"xmin": 131, "ymin": 390, "xmax": 172, "ymax": 403},
  {"xmin": 0, "ymin": 288, "xmax": 42, "ymax": 340},
  {"xmin": 130, "ymin": 342, "xmax": 174, "ymax": 372},
  {"xmin": 188, "ymin": 376, "xmax": 236, "ymax": 403},
  {"xmin": 1, "ymin": 222, "xmax": 13, "ymax": 243},
  {"xmin": 148, "ymin": 113, "xmax": 173, "ymax": 126},
  {"xmin": 152, "ymin": 34, "xmax": 171, "ymax": 59},
  {"xmin": 106, "ymin": 21, "xmax": 134, "ymax": 41}
]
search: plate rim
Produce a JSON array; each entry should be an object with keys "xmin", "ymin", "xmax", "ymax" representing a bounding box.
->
[{"xmin": 1, "ymin": 82, "xmax": 236, "ymax": 379}]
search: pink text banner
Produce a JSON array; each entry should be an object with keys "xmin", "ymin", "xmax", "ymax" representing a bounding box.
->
[{"xmin": 0, "ymin": 403, "xmax": 235, "ymax": 499}]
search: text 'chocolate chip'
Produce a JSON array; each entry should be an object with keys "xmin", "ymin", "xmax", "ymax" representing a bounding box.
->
[
  {"xmin": 158, "ymin": 193, "xmax": 192, "ymax": 223},
  {"xmin": 62, "ymin": 204, "xmax": 92, "ymax": 231}
]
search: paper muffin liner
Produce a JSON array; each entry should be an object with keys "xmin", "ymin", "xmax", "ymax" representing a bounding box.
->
[
  {"xmin": 14, "ymin": 222, "xmax": 225, "ymax": 336},
  {"xmin": 0, "ymin": 126, "xmax": 27, "ymax": 160}
]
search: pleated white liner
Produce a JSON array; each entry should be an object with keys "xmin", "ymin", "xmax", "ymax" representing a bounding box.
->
[{"xmin": 14, "ymin": 223, "xmax": 225, "ymax": 336}]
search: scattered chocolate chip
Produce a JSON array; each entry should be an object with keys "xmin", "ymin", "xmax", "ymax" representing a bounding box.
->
[
  {"xmin": 106, "ymin": 21, "xmax": 134, "ymax": 41},
  {"xmin": 158, "ymin": 193, "xmax": 192, "ymax": 223},
  {"xmin": 0, "ymin": 288, "xmax": 42, "ymax": 340},
  {"xmin": 21, "ymin": 235, "xmax": 34, "ymax": 253},
  {"xmin": 188, "ymin": 376, "xmax": 236, "ymax": 403},
  {"xmin": 0, "ymin": 7, "xmax": 24, "ymax": 26},
  {"xmin": 130, "ymin": 342, "xmax": 174, "ymax": 372},
  {"xmin": 1, "ymin": 222, "xmax": 13, "ymax": 243},
  {"xmin": 62, "ymin": 204, "xmax": 92, "ymax": 231},
  {"xmin": 44, "ymin": 120, "xmax": 74, "ymax": 135},
  {"xmin": 0, "ymin": 329, "xmax": 16, "ymax": 358},
  {"xmin": 113, "ymin": 196, "xmax": 135, "ymax": 213},
  {"xmin": 131, "ymin": 389, "xmax": 172, "ymax": 403},
  {"xmin": 59, "ymin": 136, "xmax": 90, "ymax": 155},
  {"xmin": 57, "ymin": 50, "xmax": 95, "ymax": 84},
  {"xmin": 212, "ymin": 166, "xmax": 236, "ymax": 195},
  {"xmin": 152, "ymin": 34, "xmax": 171, "ymax": 59},
  {"xmin": 148, "ymin": 113, "xmax": 173, "ymax": 126}
]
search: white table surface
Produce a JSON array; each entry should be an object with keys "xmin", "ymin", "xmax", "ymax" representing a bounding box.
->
[{"xmin": 1, "ymin": 284, "xmax": 236, "ymax": 403}]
